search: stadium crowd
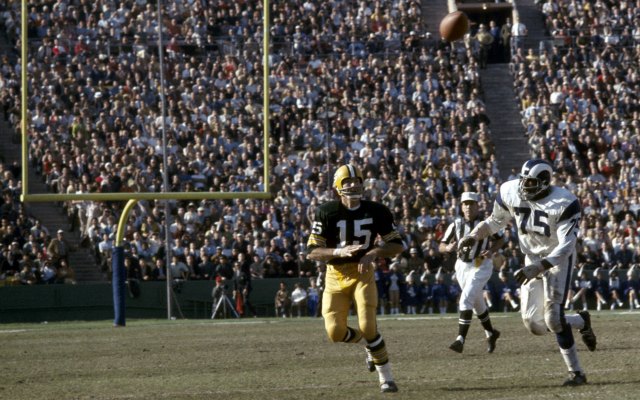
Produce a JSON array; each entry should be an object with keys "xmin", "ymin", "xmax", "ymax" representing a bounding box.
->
[
  {"xmin": 512, "ymin": 0, "xmax": 640, "ymax": 311},
  {"xmin": 0, "ymin": 0, "xmax": 638, "ymax": 314}
]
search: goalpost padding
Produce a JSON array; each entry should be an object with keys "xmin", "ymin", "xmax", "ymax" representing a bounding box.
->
[{"xmin": 112, "ymin": 246, "xmax": 126, "ymax": 327}]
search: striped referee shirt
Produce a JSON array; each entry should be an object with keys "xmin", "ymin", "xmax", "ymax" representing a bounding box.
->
[{"xmin": 441, "ymin": 218, "xmax": 502, "ymax": 262}]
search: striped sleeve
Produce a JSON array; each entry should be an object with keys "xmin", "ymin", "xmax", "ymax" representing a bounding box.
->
[{"xmin": 441, "ymin": 222, "xmax": 456, "ymax": 244}]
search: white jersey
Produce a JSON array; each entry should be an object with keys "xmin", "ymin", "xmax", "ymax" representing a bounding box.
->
[{"xmin": 481, "ymin": 180, "xmax": 581, "ymax": 266}]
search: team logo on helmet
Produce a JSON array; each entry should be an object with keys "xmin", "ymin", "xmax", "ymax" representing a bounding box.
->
[
  {"xmin": 333, "ymin": 165, "xmax": 364, "ymax": 199},
  {"xmin": 518, "ymin": 159, "xmax": 553, "ymax": 200}
]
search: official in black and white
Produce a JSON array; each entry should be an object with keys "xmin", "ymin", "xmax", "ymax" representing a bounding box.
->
[{"xmin": 440, "ymin": 192, "xmax": 504, "ymax": 354}]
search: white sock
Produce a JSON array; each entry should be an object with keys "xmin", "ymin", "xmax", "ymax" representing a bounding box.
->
[
  {"xmin": 456, "ymin": 335, "xmax": 464, "ymax": 343},
  {"xmin": 376, "ymin": 362, "xmax": 394, "ymax": 384},
  {"xmin": 510, "ymin": 300, "xmax": 518, "ymax": 308},
  {"xmin": 565, "ymin": 314, "xmax": 585, "ymax": 330},
  {"xmin": 560, "ymin": 344, "xmax": 582, "ymax": 373},
  {"xmin": 485, "ymin": 330, "xmax": 493, "ymax": 338}
]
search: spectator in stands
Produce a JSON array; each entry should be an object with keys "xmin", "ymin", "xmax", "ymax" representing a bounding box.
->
[
  {"xmin": 56, "ymin": 259, "xmax": 76, "ymax": 285},
  {"xmin": 0, "ymin": 0, "xmax": 513, "ymax": 294},
  {"xmin": 40, "ymin": 260, "xmax": 57, "ymax": 285},
  {"xmin": 47, "ymin": 230, "xmax": 73, "ymax": 270},
  {"xmin": 169, "ymin": 255, "xmax": 189, "ymax": 281}
]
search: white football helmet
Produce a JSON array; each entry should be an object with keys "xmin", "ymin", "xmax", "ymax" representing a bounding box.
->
[{"xmin": 518, "ymin": 159, "xmax": 553, "ymax": 200}]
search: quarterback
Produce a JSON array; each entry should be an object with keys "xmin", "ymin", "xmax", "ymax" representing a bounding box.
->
[
  {"xmin": 307, "ymin": 164, "xmax": 404, "ymax": 393},
  {"xmin": 458, "ymin": 159, "xmax": 596, "ymax": 386}
]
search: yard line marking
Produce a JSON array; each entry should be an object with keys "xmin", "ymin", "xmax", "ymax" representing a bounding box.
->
[{"xmin": 0, "ymin": 329, "xmax": 27, "ymax": 333}]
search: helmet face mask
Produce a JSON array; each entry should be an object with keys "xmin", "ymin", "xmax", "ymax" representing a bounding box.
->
[
  {"xmin": 518, "ymin": 159, "xmax": 552, "ymax": 201},
  {"xmin": 334, "ymin": 165, "xmax": 364, "ymax": 200}
]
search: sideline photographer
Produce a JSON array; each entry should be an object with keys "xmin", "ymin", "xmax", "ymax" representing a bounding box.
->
[{"xmin": 211, "ymin": 276, "xmax": 234, "ymax": 318}]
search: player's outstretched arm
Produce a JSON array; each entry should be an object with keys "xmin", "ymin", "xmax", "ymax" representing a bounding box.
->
[{"xmin": 307, "ymin": 244, "xmax": 364, "ymax": 262}]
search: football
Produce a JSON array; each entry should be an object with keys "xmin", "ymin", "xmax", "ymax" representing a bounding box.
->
[{"xmin": 439, "ymin": 11, "xmax": 469, "ymax": 42}]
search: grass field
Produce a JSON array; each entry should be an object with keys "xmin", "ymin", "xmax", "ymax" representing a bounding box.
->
[{"xmin": 1, "ymin": 312, "xmax": 639, "ymax": 400}]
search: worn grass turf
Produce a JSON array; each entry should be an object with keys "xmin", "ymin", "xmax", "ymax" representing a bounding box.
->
[{"xmin": 1, "ymin": 312, "xmax": 639, "ymax": 399}]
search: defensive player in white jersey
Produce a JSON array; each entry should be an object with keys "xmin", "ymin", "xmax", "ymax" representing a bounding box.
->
[
  {"xmin": 440, "ymin": 192, "xmax": 504, "ymax": 354},
  {"xmin": 458, "ymin": 159, "xmax": 596, "ymax": 386}
]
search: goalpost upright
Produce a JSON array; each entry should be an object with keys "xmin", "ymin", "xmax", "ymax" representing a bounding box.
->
[{"xmin": 18, "ymin": 0, "xmax": 273, "ymax": 325}]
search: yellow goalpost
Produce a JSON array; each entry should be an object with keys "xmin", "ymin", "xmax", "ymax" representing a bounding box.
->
[{"xmin": 18, "ymin": 0, "xmax": 273, "ymax": 325}]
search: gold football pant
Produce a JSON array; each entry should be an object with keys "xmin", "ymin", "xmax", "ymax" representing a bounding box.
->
[{"xmin": 322, "ymin": 263, "xmax": 378, "ymax": 342}]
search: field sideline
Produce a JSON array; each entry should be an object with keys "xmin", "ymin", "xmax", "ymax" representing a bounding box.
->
[{"xmin": 2, "ymin": 312, "xmax": 639, "ymax": 399}]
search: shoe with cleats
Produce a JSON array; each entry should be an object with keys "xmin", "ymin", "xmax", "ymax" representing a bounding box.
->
[
  {"xmin": 487, "ymin": 329, "xmax": 500, "ymax": 353},
  {"xmin": 380, "ymin": 381, "xmax": 398, "ymax": 393},
  {"xmin": 578, "ymin": 311, "xmax": 597, "ymax": 351},
  {"xmin": 562, "ymin": 371, "xmax": 587, "ymax": 386},
  {"xmin": 449, "ymin": 339, "xmax": 464, "ymax": 353},
  {"xmin": 365, "ymin": 350, "xmax": 375, "ymax": 372}
]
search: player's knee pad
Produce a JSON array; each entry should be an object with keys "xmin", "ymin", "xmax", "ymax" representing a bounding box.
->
[
  {"xmin": 544, "ymin": 304, "xmax": 563, "ymax": 333},
  {"xmin": 522, "ymin": 316, "xmax": 547, "ymax": 336},
  {"xmin": 523, "ymin": 319, "xmax": 547, "ymax": 336},
  {"xmin": 324, "ymin": 319, "xmax": 347, "ymax": 343}
]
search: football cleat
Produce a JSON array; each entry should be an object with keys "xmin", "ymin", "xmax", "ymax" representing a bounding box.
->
[
  {"xmin": 487, "ymin": 329, "xmax": 500, "ymax": 353},
  {"xmin": 365, "ymin": 349, "xmax": 375, "ymax": 372},
  {"xmin": 578, "ymin": 311, "xmax": 597, "ymax": 351},
  {"xmin": 562, "ymin": 371, "xmax": 587, "ymax": 386},
  {"xmin": 380, "ymin": 381, "xmax": 399, "ymax": 393},
  {"xmin": 449, "ymin": 339, "xmax": 464, "ymax": 353}
]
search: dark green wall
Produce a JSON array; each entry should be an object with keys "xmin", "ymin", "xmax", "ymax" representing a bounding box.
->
[{"xmin": 0, "ymin": 278, "xmax": 305, "ymax": 323}]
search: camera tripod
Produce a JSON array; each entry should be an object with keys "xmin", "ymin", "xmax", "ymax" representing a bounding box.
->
[{"xmin": 211, "ymin": 292, "xmax": 239, "ymax": 319}]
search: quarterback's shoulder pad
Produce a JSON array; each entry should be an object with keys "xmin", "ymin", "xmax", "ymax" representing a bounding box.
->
[{"xmin": 317, "ymin": 200, "xmax": 341, "ymax": 215}]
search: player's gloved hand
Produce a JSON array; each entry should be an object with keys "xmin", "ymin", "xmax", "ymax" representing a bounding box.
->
[
  {"xmin": 333, "ymin": 244, "xmax": 363, "ymax": 258},
  {"xmin": 457, "ymin": 236, "xmax": 476, "ymax": 260},
  {"xmin": 514, "ymin": 262, "xmax": 545, "ymax": 285}
]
